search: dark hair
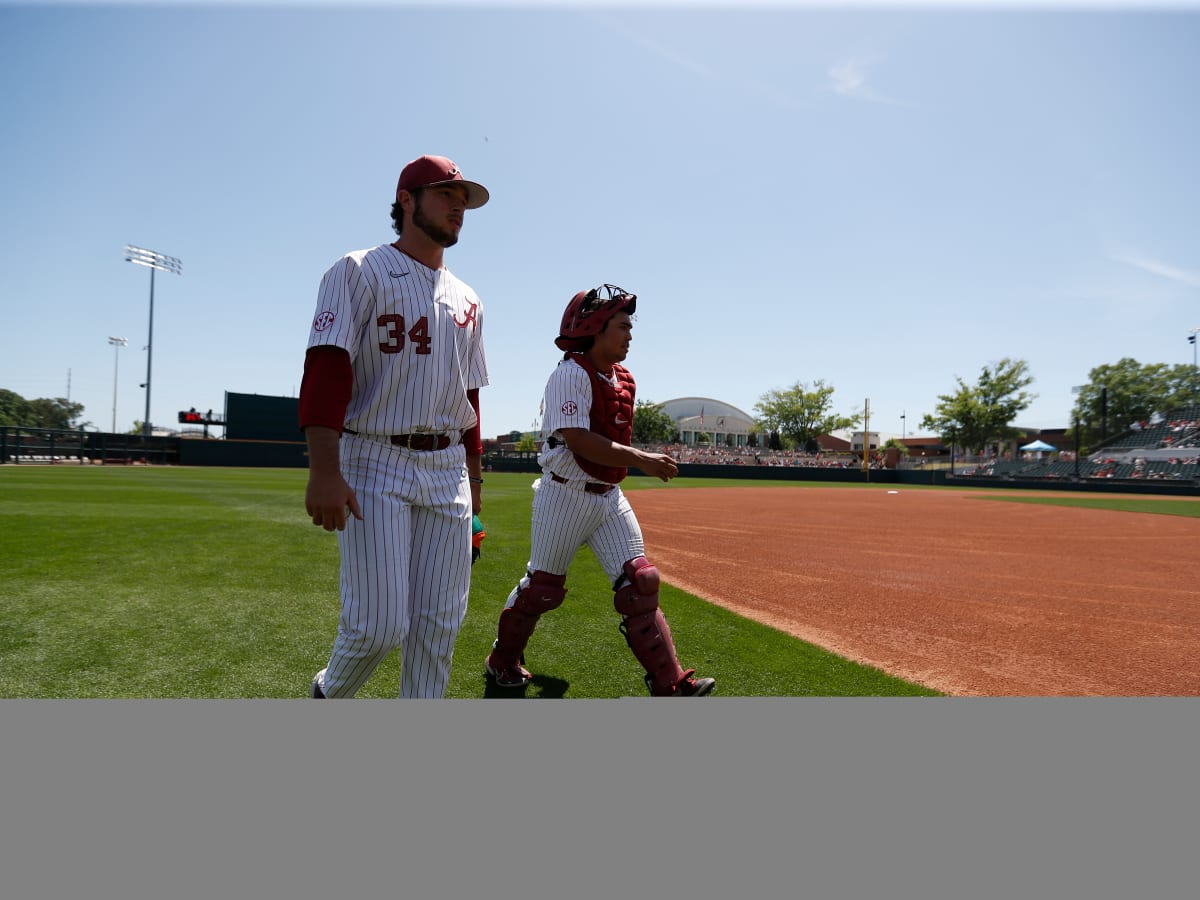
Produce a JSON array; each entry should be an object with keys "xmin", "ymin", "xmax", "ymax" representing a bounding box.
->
[
  {"xmin": 390, "ymin": 187, "xmax": 424, "ymax": 236},
  {"xmin": 561, "ymin": 336, "xmax": 594, "ymax": 360}
]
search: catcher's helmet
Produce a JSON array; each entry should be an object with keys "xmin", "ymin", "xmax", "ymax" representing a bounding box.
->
[{"xmin": 554, "ymin": 284, "xmax": 637, "ymax": 351}]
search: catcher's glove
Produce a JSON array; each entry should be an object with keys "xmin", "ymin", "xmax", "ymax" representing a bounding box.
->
[{"xmin": 472, "ymin": 515, "xmax": 486, "ymax": 564}]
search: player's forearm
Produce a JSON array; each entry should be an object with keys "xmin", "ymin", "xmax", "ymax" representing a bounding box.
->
[
  {"xmin": 466, "ymin": 452, "xmax": 483, "ymax": 514},
  {"xmin": 466, "ymin": 453, "xmax": 483, "ymax": 481},
  {"xmin": 564, "ymin": 430, "xmax": 644, "ymax": 469},
  {"xmin": 304, "ymin": 425, "xmax": 343, "ymax": 475}
]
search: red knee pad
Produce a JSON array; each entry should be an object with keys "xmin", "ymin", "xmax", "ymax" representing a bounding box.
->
[
  {"xmin": 622, "ymin": 556, "xmax": 660, "ymax": 595},
  {"xmin": 614, "ymin": 557, "xmax": 660, "ymax": 618},
  {"xmin": 514, "ymin": 570, "xmax": 567, "ymax": 614}
]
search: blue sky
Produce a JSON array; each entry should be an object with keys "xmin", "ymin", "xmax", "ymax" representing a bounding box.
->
[{"xmin": 3, "ymin": 1, "xmax": 1199, "ymax": 440}]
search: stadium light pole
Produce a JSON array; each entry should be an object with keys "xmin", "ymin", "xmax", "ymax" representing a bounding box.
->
[
  {"xmin": 124, "ymin": 245, "xmax": 182, "ymax": 437},
  {"xmin": 1073, "ymin": 416, "xmax": 1080, "ymax": 479},
  {"xmin": 862, "ymin": 397, "xmax": 870, "ymax": 477},
  {"xmin": 1071, "ymin": 385, "xmax": 1086, "ymax": 474},
  {"xmin": 1189, "ymin": 328, "xmax": 1199, "ymax": 407},
  {"xmin": 107, "ymin": 336, "xmax": 128, "ymax": 433}
]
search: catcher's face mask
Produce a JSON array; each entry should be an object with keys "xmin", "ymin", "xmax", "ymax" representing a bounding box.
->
[{"xmin": 579, "ymin": 284, "xmax": 636, "ymax": 319}]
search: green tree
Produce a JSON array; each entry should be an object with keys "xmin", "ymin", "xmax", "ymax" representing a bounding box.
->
[
  {"xmin": 631, "ymin": 399, "xmax": 677, "ymax": 445},
  {"xmin": 0, "ymin": 390, "xmax": 86, "ymax": 429},
  {"xmin": 754, "ymin": 380, "xmax": 859, "ymax": 453},
  {"xmin": 0, "ymin": 389, "xmax": 32, "ymax": 426},
  {"xmin": 516, "ymin": 432, "xmax": 538, "ymax": 453},
  {"xmin": 920, "ymin": 358, "xmax": 1036, "ymax": 453},
  {"xmin": 1069, "ymin": 358, "xmax": 1197, "ymax": 449},
  {"xmin": 26, "ymin": 397, "xmax": 86, "ymax": 430}
]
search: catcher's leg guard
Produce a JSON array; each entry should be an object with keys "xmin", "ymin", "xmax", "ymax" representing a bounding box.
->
[
  {"xmin": 486, "ymin": 571, "xmax": 567, "ymax": 682},
  {"xmin": 614, "ymin": 557, "xmax": 689, "ymax": 694}
]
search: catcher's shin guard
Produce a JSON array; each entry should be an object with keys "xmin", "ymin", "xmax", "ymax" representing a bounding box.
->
[
  {"xmin": 488, "ymin": 570, "xmax": 567, "ymax": 669},
  {"xmin": 614, "ymin": 557, "xmax": 688, "ymax": 694}
]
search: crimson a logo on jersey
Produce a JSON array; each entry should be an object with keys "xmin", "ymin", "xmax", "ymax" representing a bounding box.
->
[
  {"xmin": 453, "ymin": 300, "xmax": 478, "ymax": 329},
  {"xmin": 561, "ymin": 401, "xmax": 578, "ymax": 416},
  {"xmin": 313, "ymin": 311, "xmax": 336, "ymax": 332}
]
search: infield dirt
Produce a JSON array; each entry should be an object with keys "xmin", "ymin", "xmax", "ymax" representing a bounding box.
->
[{"xmin": 629, "ymin": 486, "xmax": 1200, "ymax": 696}]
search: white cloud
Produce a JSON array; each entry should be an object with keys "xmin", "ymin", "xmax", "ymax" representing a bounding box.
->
[
  {"xmin": 826, "ymin": 55, "xmax": 903, "ymax": 106},
  {"xmin": 1111, "ymin": 251, "xmax": 1200, "ymax": 288},
  {"xmin": 829, "ymin": 58, "xmax": 870, "ymax": 96}
]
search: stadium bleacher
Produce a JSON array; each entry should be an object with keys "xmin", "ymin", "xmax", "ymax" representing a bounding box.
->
[{"xmin": 960, "ymin": 402, "xmax": 1200, "ymax": 483}]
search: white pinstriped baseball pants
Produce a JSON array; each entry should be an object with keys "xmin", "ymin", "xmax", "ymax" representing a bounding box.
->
[
  {"xmin": 320, "ymin": 433, "xmax": 473, "ymax": 698},
  {"xmin": 505, "ymin": 475, "xmax": 644, "ymax": 610}
]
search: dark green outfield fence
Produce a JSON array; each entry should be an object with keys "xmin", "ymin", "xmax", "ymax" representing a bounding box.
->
[
  {"xmin": 0, "ymin": 427, "xmax": 179, "ymax": 465},
  {"xmin": 485, "ymin": 452, "xmax": 1200, "ymax": 496},
  {"xmin": 5, "ymin": 426, "xmax": 1198, "ymax": 496},
  {"xmin": 0, "ymin": 427, "xmax": 305, "ymax": 467},
  {"xmin": 176, "ymin": 438, "xmax": 308, "ymax": 467}
]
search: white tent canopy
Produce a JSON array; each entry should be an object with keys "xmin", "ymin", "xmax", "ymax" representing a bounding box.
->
[{"xmin": 1020, "ymin": 439, "xmax": 1057, "ymax": 452}]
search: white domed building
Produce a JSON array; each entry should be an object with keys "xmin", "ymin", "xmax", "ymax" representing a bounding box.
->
[{"xmin": 655, "ymin": 397, "xmax": 758, "ymax": 447}]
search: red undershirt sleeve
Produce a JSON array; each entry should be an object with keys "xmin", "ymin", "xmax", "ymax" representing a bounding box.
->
[
  {"xmin": 463, "ymin": 388, "xmax": 482, "ymax": 455},
  {"xmin": 298, "ymin": 346, "xmax": 353, "ymax": 433}
]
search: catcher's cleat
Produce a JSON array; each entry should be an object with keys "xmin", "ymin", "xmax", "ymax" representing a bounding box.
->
[
  {"xmin": 490, "ymin": 639, "xmax": 526, "ymax": 667},
  {"xmin": 487, "ymin": 643, "xmax": 525, "ymax": 672},
  {"xmin": 310, "ymin": 669, "xmax": 326, "ymax": 698},
  {"xmin": 485, "ymin": 654, "xmax": 532, "ymax": 688},
  {"xmin": 645, "ymin": 669, "xmax": 716, "ymax": 697}
]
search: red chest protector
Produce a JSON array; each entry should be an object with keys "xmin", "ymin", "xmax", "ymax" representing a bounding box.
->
[{"xmin": 568, "ymin": 355, "xmax": 636, "ymax": 484}]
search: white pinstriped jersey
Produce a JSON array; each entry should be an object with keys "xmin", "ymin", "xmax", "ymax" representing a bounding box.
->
[
  {"xmin": 537, "ymin": 357, "xmax": 613, "ymax": 482},
  {"xmin": 307, "ymin": 243, "xmax": 488, "ymax": 436}
]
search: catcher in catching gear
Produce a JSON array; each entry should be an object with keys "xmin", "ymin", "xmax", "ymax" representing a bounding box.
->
[{"xmin": 484, "ymin": 284, "xmax": 715, "ymax": 697}]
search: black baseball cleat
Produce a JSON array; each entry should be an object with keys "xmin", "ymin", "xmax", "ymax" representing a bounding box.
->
[
  {"xmin": 678, "ymin": 675, "xmax": 716, "ymax": 697},
  {"xmin": 645, "ymin": 670, "xmax": 716, "ymax": 697},
  {"xmin": 310, "ymin": 669, "xmax": 326, "ymax": 698}
]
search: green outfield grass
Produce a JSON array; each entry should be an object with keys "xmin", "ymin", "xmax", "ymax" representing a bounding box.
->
[
  {"xmin": 4, "ymin": 465, "xmax": 1186, "ymax": 698},
  {"xmin": 972, "ymin": 493, "xmax": 1200, "ymax": 518}
]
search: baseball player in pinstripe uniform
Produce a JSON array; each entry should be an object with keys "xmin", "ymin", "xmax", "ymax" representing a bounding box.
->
[
  {"xmin": 300, "ymin": 154, "xmax": 489, "ymax": 698},
  {"xmin": 484, "ymin": 284, "xmax": 716, "ymax": 697}
]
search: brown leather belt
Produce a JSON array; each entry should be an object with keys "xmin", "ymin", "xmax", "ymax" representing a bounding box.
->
[
  {"xmin": 550, "ymin": 472, "xmax": 613, "ymax": 494},
  {"xmin": 389, "ymin": 433, "xmax": 453, "ymax": 451},
  {"xmin": 346, "ymin": 429, "xmax": 453, "ymax": 451}
]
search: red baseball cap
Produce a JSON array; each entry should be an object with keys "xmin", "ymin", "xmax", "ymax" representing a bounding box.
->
[{"xmin": 396, "ymin": 155, "xmax": 489, "ymax": 209}]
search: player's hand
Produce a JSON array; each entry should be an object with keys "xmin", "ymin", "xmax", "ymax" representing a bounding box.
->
[
  {"xmin": 640, "ymin": 452, "xmax": 679, "ymax": 482},
  {"xmin": 305, "ymin": 472, "xmax": 364, "ymax": 532}
]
